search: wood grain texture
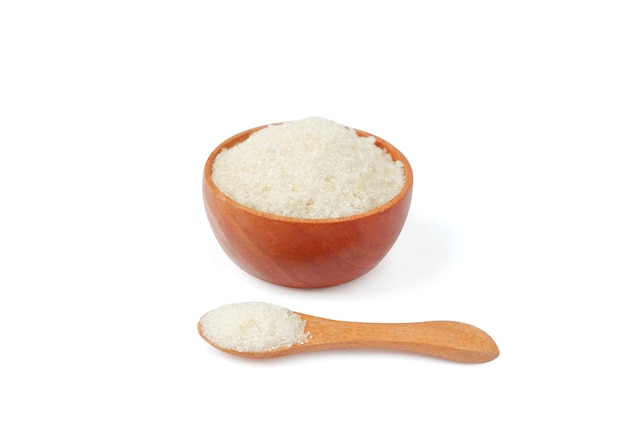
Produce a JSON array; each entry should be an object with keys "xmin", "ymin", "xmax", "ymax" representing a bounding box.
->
[
  {"xmin": 198, "ymin": 313, "xmax": 500, "ymax": 363},
  {"xmin": 202, "ymin": 124, "xmax": 413, "ymax": 288}
]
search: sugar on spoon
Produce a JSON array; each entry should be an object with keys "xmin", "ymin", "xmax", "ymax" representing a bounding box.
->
[{"xmin": 198, "ymin": 302, "xmax": 499, "ymax": 363}]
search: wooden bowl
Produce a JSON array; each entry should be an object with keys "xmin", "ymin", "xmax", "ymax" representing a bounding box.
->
[{"xmin": 202, "ymin": 124, "xmax": 413, "ymax": 288}]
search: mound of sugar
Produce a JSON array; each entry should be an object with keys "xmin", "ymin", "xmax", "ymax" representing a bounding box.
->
[
  {"xmin": 211, "ymin": 117, "xmax": 405, "ymax": 219},
  {"xmin": 199, "ymin": 302, "xmax": 311, "ymax": 353}
]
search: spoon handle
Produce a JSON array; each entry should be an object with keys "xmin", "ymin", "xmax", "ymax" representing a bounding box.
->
[{"xmin": 298, "ymin": 314, "xmax": 499, "ymax": 363}]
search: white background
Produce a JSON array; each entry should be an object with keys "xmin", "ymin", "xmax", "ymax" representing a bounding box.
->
[{"xmin": 1, "ymin": 1, "xmax": 625, "ymax": 425}]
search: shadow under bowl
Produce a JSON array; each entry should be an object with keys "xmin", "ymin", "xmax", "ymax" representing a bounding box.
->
[{"xmin": 202, "ymin": 124, "xmax": 413, "ymax": 288}]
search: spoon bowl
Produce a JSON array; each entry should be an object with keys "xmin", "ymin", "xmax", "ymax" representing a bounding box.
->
[{"xmin": 198, "ymin": 311, "xmax": 499, "ymax": 363}]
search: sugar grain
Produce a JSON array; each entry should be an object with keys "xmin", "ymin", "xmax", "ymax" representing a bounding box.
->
[
  {"xmin": 199, "ymin": 302, "xmax": 311, "ymax": 353},
  {"xmin": 211, "ymin": 117, "xmax": 405, "ymax": 219}
]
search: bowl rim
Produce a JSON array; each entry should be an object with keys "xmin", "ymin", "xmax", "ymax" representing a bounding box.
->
[{"xmin": 203, "ymin": 122, "xmax": 413, "ymax": 224}]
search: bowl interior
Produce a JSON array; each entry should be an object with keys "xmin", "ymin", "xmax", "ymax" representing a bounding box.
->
[{"xmin": 204, "ymin": 124, "xmax": 413, "ymax": 223}]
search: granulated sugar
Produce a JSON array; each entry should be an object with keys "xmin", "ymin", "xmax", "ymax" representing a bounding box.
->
[
  {"xmin": 199, "ymin": 302, "xmax": 311, "ymax": 352},
  {"xmin": 211, "ymin": 117, "xmax": 405, "ymax": 219}
]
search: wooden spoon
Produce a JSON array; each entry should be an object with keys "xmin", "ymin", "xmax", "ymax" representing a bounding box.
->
[{"xmin": 198, "ymin": 312, "xmax": 499, "ymax": 363}]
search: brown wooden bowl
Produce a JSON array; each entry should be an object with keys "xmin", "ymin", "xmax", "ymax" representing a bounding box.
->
[{"xmin": 202, "ymin": 123, "xmax": 413, "ymax": 288}]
